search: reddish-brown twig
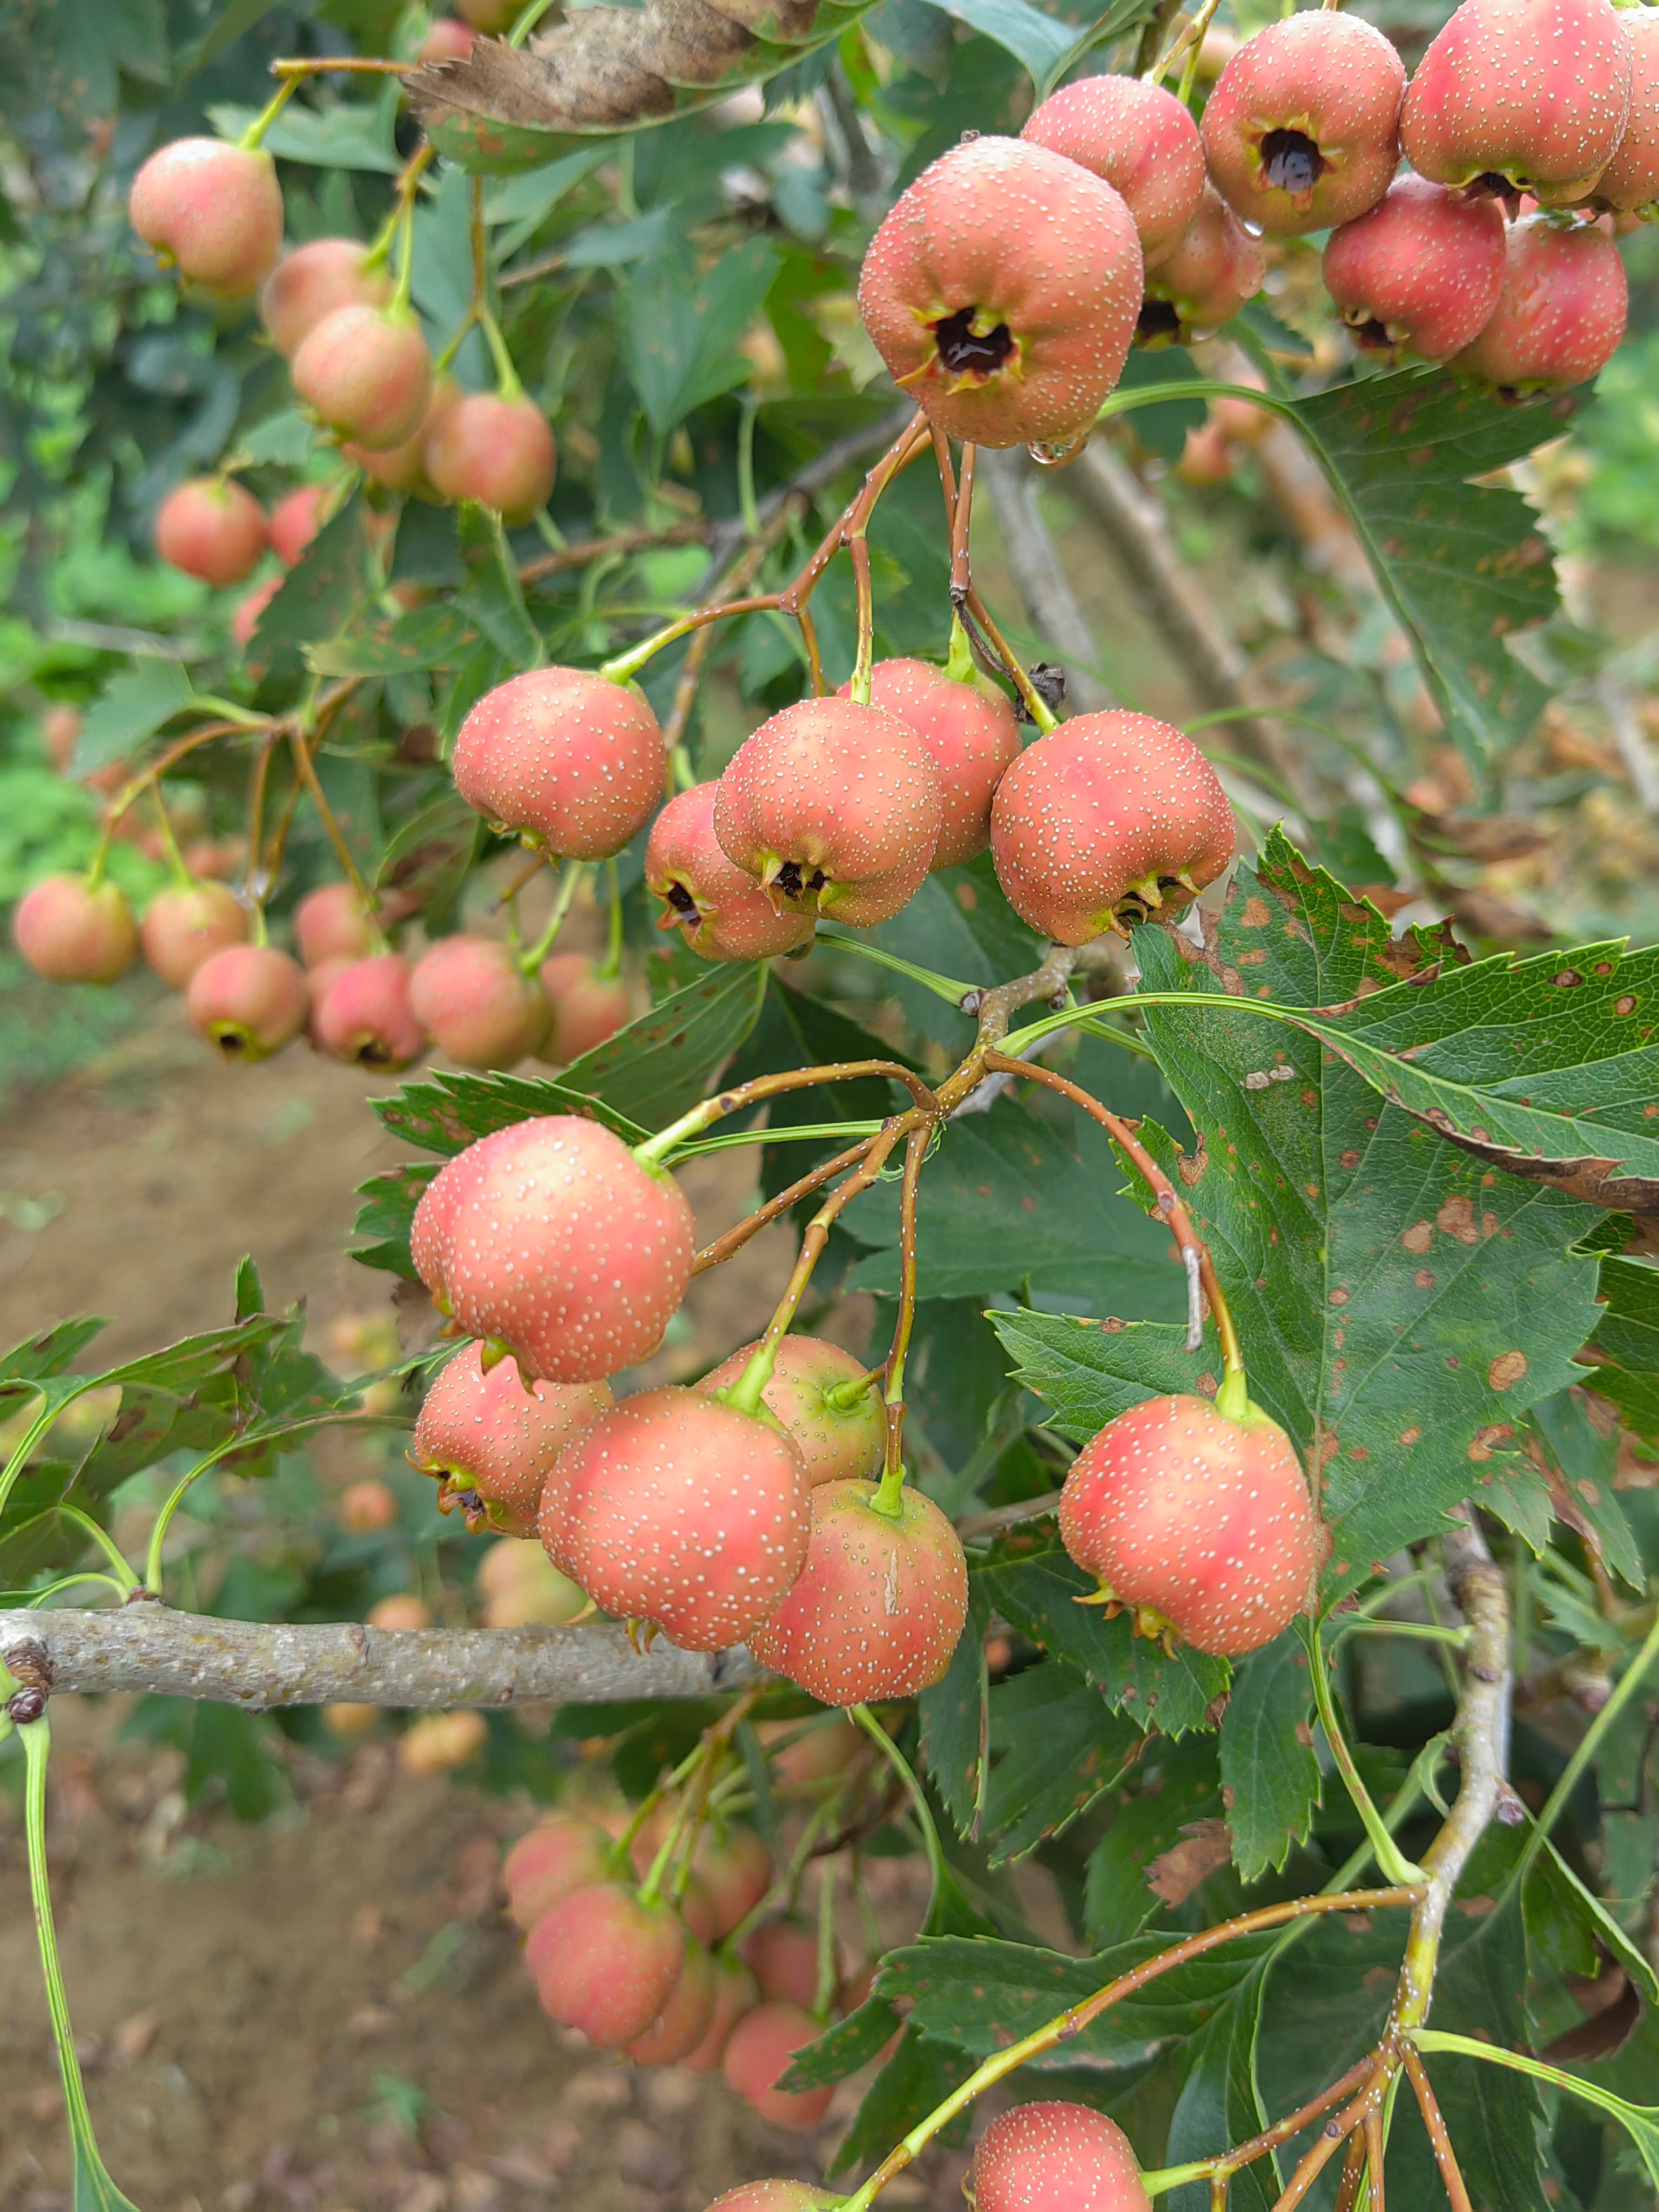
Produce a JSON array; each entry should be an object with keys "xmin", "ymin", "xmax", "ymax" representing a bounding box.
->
[{"xmin": 1401, "ymin": 2045, "xmax": 1474, "ymax": 2212}]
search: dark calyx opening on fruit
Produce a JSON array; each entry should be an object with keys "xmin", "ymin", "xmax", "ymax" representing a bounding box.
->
[
  {"xmin": 1350, "ymin": 316, "xmax": 1393, "ymax": 353},
  {"xmin": 1136, "ymin": 296, "xmax": 1183, "ymax": 344},
  {"xmin": 1260, "ymin": 129, "xmax": 1325, "ymax": 194},
  {"xmin": 1465, "ymin": 171, "xmax": 1522, "ymax": 215},
  {"xmin": 931, "ymin": 305, "xmax": 1014, "ymax": 378},
  {"xmin": 209, "ymin": 1023, "xmax": 250, "ymax": 1056},
  {"xmin": 351, "ymin": 1037, "xmax": 399, "ymax": 1068},
  {"xmin": 665, "ymin": 878, "xmax": 698, "ymax": 917},
  {"xmin": 772, "ymin": 859, "xmax": 828, "ymax": 902}
]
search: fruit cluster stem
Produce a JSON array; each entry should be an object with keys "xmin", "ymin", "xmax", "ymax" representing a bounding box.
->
[
  {"xmin": 873, "ymin": 1123, "xmax": 930, "ymax": 1515},
  {"xmin": 931, "ymin": 425, "xmax": 1058, "ymax": 731},
  {"xmin": 286, "ymin": 727, "xmax": 388, "ymax": 953}
]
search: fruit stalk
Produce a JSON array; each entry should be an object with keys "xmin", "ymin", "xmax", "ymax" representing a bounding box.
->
[
  {"xmin": 691, "ymin": 1134, "xmax": 891, "ymax": 1276},
  {"xmin": 930, "ymin": 424, "xmax": 1060, "ymax": 731},
  {"xmin": 286, "ymin": 725, "xmax": 387, "ymax": 951},
  {"xmin": 874, "ymin": 1123, "xmax": 930, "ymax": 1512},
  {"xmin": 634, "ymin": 1063, "xmax": 938, "ymax": 1172}
]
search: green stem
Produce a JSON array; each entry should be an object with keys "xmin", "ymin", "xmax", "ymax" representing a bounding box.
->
[
  {"xmin": 518, "ymin": 861, "xmax": 584, "ymax": 973},
  {"xmin": 509, "ymin": 0, "xmax": 561, "ymax": 42},
  {"xmin": 670, "ymin": 1120, "xmax": 888, "ymax": 1161},
  {"xmin": 476, "ymin": 304, "xmax": 527, "ymax": 403},
  {"xmin": 1409, "ymin": 2028, "xmax": 1659, "ymax": 2144},
  {"xmin": 812, "ymin": 1856, "xmax": 840, "ymax": 2022},
  {"xmin": 1305, "ymin": 1621, "xmax": 1428, "ymax": 1888},
  {"xmin": 812, "ymin": 926, "xmax": 975, "ymax": 1006},
  {"xmin": 737, "ymin": 398, "xmax": 761, "ymax": 542},
  {"xmin": 849, "ymin": 1705, "xmax": 945, "ymax": 1893},
  {"xmin": 1333, "ymin": 1618, "xmax": 1471, "ymax": 1649},
  {"xmin": 598, "ymin": 858, "xmax": 624, "ymax": 982},
  {"xmin": 150, "ymin": 785, "xmax": 194, "ymax": 892},
  {"xmin": 0, "ymin": 1404, "xmax": 63, "ymax": 1525},
  {"xmin": 19, "ymin": 1715, "xmax": 139, "ymax": 2209},
  {"xmin": 53, "ymin": 1506, "xmax": 140, "ymax": 1595},
  {"xmin": 632, "ymin": 1062, "xmax": 932, "ymax": 1171},
  {"xmin": 235, "ymin": 76, "xmax": 299, "ymax": 151},
  {"xmin": 1096, "ymin": 377, "xmax": 1293, "ymax": 430},
  {"xmin": 1512, "ymin": 1606, "xmax": 1659, "ymax": 1881}
]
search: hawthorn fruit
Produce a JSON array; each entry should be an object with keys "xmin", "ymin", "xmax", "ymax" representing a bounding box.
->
[
  {"xmin": 260, "ymin": 238, "xmax": 392, "ymax": 359},
  {"xmin": 409, "ymin": 935, "xmax": 551, "ymax": 1069},
  {"xmin": 646, "ymin": 781, "xmax": 817, "ymax": 961},
  {"xmin": 270, "ymin": 484, "xmax": 327, "ymax": 569},
  {"xmin": 477, "ymin": 1535, "xmax": 589, "ymax": 1626},
  {"xmin": 703, "ymin": 2188, "xmax": 842, "ymax": 2212},
  {"xmin": 524, "ymin": 1881, "xmax": 685, "ymax": 2048},
  {"xmin": 1323, "ymin": 176, "xmax": 1508, "ymax": 364},
  {"xmin": 1454, "ymin": 209, "xmax": 1628, "ymax": 390},
  {"xmin": 748, "ymin": 1479, "xmax": 969, "ymax": 1705},
  {"xmin": 1593, "ymin": 5, "xmax": 1659, "ymax": 210},
  {"xmin": 294, "ymin": 881, "xmax": 376, "ymax": 967},
  {"xmin": 1058, "ymin": 1392, "xmax": 1318, "ymax": 1657},
  {"xmin": 1021, "ymin": 76, "xmax": 1206, "ymax": 268},
  {"xmin": 412, "ymin": 1339, "xmax": 613, "ymax": 1537},
  {"xmin": 625, "ymin": 1934, "xmax": 719, "ymax": 2064},
  {"xmin": 697, "ymin": 1335, "xmax": 885, "ymax": 1488},
  {"xmin": 857, "ymin": 134, "xmax": 1143, "ymax": 448},
  {"xmin": 310, "ymin": 953, "xmax": 427, "ymax": 1069},
  {"xmin": 989, "ymin": 711, "xmax": 1235, "ymax": 945},
  {"xmin": 129, "ymin": 137, "xmax": 284, "ymax": 295},
  {"xmin": 186, "ymin": 945, "xmax": 310, "ymax": 1061},
  {"xmin": 453, "ymin": 667, "xmax": 664, "ymax": 860},
  {"xmin": 139, "ymin": 882, "xmax": 248, "ymax": 989},
  {"xmin": 1138, "ymin": 184, "xmax": 1266, "ymax": 346},
  {"xmin": 743, "ymin": 1915, "xmax": 822, "ymax": 2009},
  {"xmin": 154, "ymin": 478, "xmax": 268, "ymax": 588},
  {"xmin": 292, "ymin": 302, "xmax": 434, "ymax": 452},
  {"xmin": 535, "ymin": 951, "xmax": 630, "ymax": 1065},
  {"xmin": 839, "ymin": 659, "xmax": 1022, "ymax": 869},
  {"xmin": 967, "ymin": 2101, "xmax": 1152, "ymax": 2211},
  {"xmin": 683, "ymin": 1957, "xmax": 760, "ymax": 2073},
  {"xmin": 423, "ymin": 392, "xmax": 557, "ymax": 522},
  {"xmin": 14, "ymin": 878, "xmax": 138, "ymax": 984}
]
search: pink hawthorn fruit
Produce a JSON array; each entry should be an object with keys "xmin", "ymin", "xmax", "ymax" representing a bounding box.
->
[
  {"xmin": 524, "ymin": 1883, "xmax": 685, "ymax": 2048},
  {"xmin": 837, "ymin": 658, "xmax": 1022, "ymax": 869},
  {"xmin": 1401, "ymin": 0, "xmax": 1633, "ymax": 206},
  {"xmin": 625, "ymin": 1935, "xmax": 719, "ymax": 2064},
  {"xmin": 343, "ymin": 376, "xmax": 460, "ymax": 490},
  {"xmin": 967, "ymin": 2102, "xmax": 1152, "ymax": 2212},
  {"xmin": 1138, "ymin": 184, "xmax": 1266, "ymax": 346},
  {"xmin": 270, "ymin": 484, "xmax": 327, "ymax": 568},
  {"xmin": 14, "ymin": 878, "xmax": 138, "ymax": 984},
  {"xmin": 409, "ymin": 936, "xmax": 551, "ymax": 1069},
  {"xmin": 742, "ymin": 1916, "xmax": 821, "ymax": 2010},
  {"xmin": 310, "ymin": 953, "xmax": 427, "ymax": 1069},
  {"xmin": 1323, "ymin": 176, "xmax": 1509, "ymax": 364},
  {"xmin": 1058, "ymin": 1392, "xmax": 1318, "ymax": 1657},
  {"xmin": 423, "ymin": 392, "xmax": 557, "ymax": 522},
  {"xmin": 453, "ymin": 667, "xmax": 664, "ymax": 859},
  {"xmin": 233, "ymin": 578, "xmax": 280, "ymax": 650},
  {"xmin": 1201, "ymin": 11, "xmax": 1405, "ymax": 235},
  {"xmin": 186, "ymin": 944, "xmax": 310, "ymax": 1061},
  {"xmin": 697, "ymin": 1335, "xmax": 885, "ymax": 1488},
  {"xmin": 477, "ymin": 1535, "xmax": 588, "ymax": 1625},
  {"xmin": 410, "ymin": 1115, "xmax": 694, "ymax": 1382},
  {"xmin": 543, "ymin": 1386, "xmax": 812, "ymax": 1649},
  {"xmin": 294, "ymin": 882, "xmax": 376, "ymax": 968},
  {"xmin": 1452, "ymin": 210, "xmax": 1628, "ymax": 390},
  {"xmin": 748, "ymin": 1479, "xmax": 969, "ymax": 1706},
  {"xmin": 129, "ymin": 137, "xmax": 284, "ymax": 295},
  {"xmin": 139, "ymin": 882, "xmax": 248, "ymax": 989},
  {"xmin": 292, "ymin": 303, "xmax": 433, "ymax": 452},
  {"xmin": 989, "ymin": 711, "xmax": 1235, "ymax": 945},
  {"xmin": 419, "ymin": 17, "xmax": 476, "ymax": 61},
  {"xmin": 857, "ymin": 135, "xmax": 1143, "ymax": 448},
  {"xmin": 412, "ymin": 1339, "xmax": 613, "ymax": 1538},
  {"xmin": 692, "ymin": 1825, "xmax": 773, "ymax": 1940},
  {"xmin": 703, "ymin": 2189, "xmax": 842, "ymax": 2212},
  {"xmin": 713, "ymin": 696, "xmax": 942, "ymax": 928},
  {"xmin": 535, "ymin": 951, "xmax": 630, "ymax": 1064},
  {"xmin": 646, "ymin": 782, "xmax": 816, "ymax": 961},
  {"xmin": 502, "ymin": 1814, "xmax": 618, "ymax": 1931},
  {"xmin": 683, "ymin": 1958, "xmax": 761, "ymax": 2073},
  {"xmin": 154, "ymin": 479, "xmax": 268, "ymax": 587},
  {"xmin": 1021, "ymin": 76, "xmax": 1206, "ymax": 268},
  {"xmin": 41, "ymin": 704, "xmax": 82, "ymax": 773},
  {"xmin": 721, "ymin": 2002, "xmax": 835, "ymax": 2132},
  {"xmin": 1592, "ymin": 5, "xmax": 1659, "ymax": 210},
  {"xmin": 259, "ymin": 238, "xmax": 392, "ymax": 359}
]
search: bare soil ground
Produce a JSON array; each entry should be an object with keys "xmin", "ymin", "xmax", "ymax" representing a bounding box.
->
[{"xmin": 0, "ymin": 1010, "xmax": 963, "ymax": 2212}]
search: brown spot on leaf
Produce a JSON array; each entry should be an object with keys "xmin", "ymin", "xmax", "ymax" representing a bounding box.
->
[
  {"xmin": 1488, "ymin": 1351, "xmax": 1527, "ymax": 1392},
  {"xmin": 1147, "ymin": 1819, "xmax": 1233, "ymax": 1907},
  {"xmin": 1401, "ymin": 1220, "xmax": 1433, "ymax": 1253}
]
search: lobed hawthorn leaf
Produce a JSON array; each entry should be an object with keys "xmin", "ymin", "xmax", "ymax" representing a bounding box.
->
[
  {"xmin": 1218, "ymin": 1630, "xmax": 1321, "ymax": 1884},
  {"xmin": 975, "ymin": 1540, "xmax": 1231, "ymax": 1736},
  {"xmin": 249, "ymin": 499, "xmax": 378, "ymax": 698},
  {"xmin": 307, "ymin": 602, "xmax": 481, "ymax": 679},
  {"xmin": 1083, "ymin": 1736, "xmax": 1224, "ymax": 1949},
  {"xmin": 826, "ymin": 2024, "xmax": 977, "ymax": 2176},
  {"xmin": 918, "ymin": 1583, "xmax": 990, "ymax": 1843},
  {"xmin": 1281, "ymin": 366, "xmax": 1574, "ymax": 772},
  {"xmin": 981, "ymin": 1658, "xmax": 1143, "ymax": 1865},
  {"xmin": 372, "ymin": 1069, "xmax": 648, "ymax": 1159},
  {"xmin": 778, "ymin": 1992, "xmax": 902, "ymax": 2091},
  {"xmin": 1165, "ymin": 1991, "xmax": 1276, "ymax": 2212},
  {"xmin": 455, "ymin": 503, "xmax": 542, "ymax": 665},
  {"xmin": 1529, "ymin": 1387, "xmax": 1645, "ymax": 1593},
  {"xmin": 1582, "ymin": 1254, "xmax": 1659, "ymax": 1447},
  {"xmin": 1127, "ymin": 833, "xmax": 1604, "ymax": 1600}
]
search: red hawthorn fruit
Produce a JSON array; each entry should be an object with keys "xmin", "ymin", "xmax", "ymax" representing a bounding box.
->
[
  {"xmin": 857, "ymin": 134, "xmax": 1143, "ymax": 448},
  {"xmin": 989, "ymin": 711, "xmax": 1235, "ymax": 945},
  {"xmin": 187, "ymin": 943, "xmax": 310, "ymax": 1061},
  {"xmin": 503, "ymin": 1813, "xmax": 617, "ymax": 1931},
  {"xmin": 1021, "ymin": 76, "xmax": 1206, "ymax": 268},
  {"xmin": 646, "ymin": 783, "xmax": 816, "ymax": 961},
  {"xmin": 524, "ymin": 1883, "xmax": 685, "ymax": 2049},
  {"xmin": 625, "ymin": 1934, "xmax": 719, "ymax": 2064},
  {"xmin": 1201, "ymin": 11, "xmax": 1405, "ymax": 235},
  {"xmin": 139, "ymin": 882, "xmax": 248, "ymax": 989},
  {"xmin": 409, "ymin": 935, "xmax": 551, "ymax": 1069},
  {"xmin": 535, "ymin": 951, "xmax": 630, "ymax": 1065},
  {"xmin": 270, "ymin": 484, "xmax": 327, "ymax": 569},
  {"xmin": 419, "ymin": 17, "xmax": 475, "ymax": 61},
  {"xmin": 967, "ymin": 2101, "xmax": 1152, "ymax": 2212},
  {"xmin": 154, "ymin": 479, "xmax": 268, "ymax": 587},
  {"xmin": 544, "ymin": 1386, "xmax": 812, "ymax": 1649},
  {"xmin": 748, "ymin": 1479, "xmax": 969, "ymax": 1706},
  {"xmin": 1592, "ymin": 5, "xmax": 1659, "ymax": 210},
  {"xmin": 703, "ymin": 2188, "xmax": 842, "ymax": 2212},
  {"xmin": 742, "ymin": 1916, "xmax": 822, "ymax": 2010},
  {"xmin": 129, "ymin": 137, "xmax": 284, "ymax": 296},
  {"xmin": 41, "ymin": 704, "xmax": 82, "ymax": 773},
  {"xmin": 412, "ymin": 1339, "xmax": 613, "ymax": 1538},
  {"xmin": 367, "ymin": 1593, "xmax": 429, "ymax": 1630},
  {"xmin": 836, "ymin": 659, "xmax": 1021, "ymax": 869},
  {"xmin": 713, "ymin": 696, "xmax": 942, "ymax": 928},
  {"xmin": 722, "ymin": 2002, "xmax": 835, "ymax": 2132},
  {"xmin": 1323, "ymin": 176, "xmax": 1508, "ymax": 364},
  {"xmin": 757, "ymin": 1716, "xmax": 862, "ymax": 1793},
  {"xmin": 423, "ymin": 392, "xmax": 557, "ymax": 522},
  {"xmin": 343, "ymin": 375, "xmax": 460, "ymax": 491},
  {"xmin": 339, "ymin": 1478, "xmax": 397, "ymax": 1532},
  {"xmin": 697, "ymin": 1335, "xmax": 885, "ymax": 1488},
  {"xmin": 1174, "ymin": 420, "xmax": 1236, "ymax": 488},
  {"xmin": 693, "ymin": 1825, "xmax": 773, "ymax": 1940},
  {"xmin": 1401, "ymin": 0, "xmax": 1632, "ymax": 206},
  {"xmin": 1138, "ymin": 185, "xmax": 1266, "ymax": 346},
  {"xmin": 453, "ymin": 667, "xmax": 664, "ymax": 860},
  {"xmin": 14, "ymin": 877, "xmax": 138, "ymax": 984},
  {"xmin": 233, "ymin": 577, "xmax": 280, "ymax": 651},
  {"xmin": 1452, "ymin": 210, "xmax": 1628, "ymax": 390},
  {"xmin": 294, "ymin": 882, "xmax": 376, "ymax": 969},
  {"xmin": 683, "ymin": 1957, "xmax": 761, "ymax": 2073},
  {"xmin": 1058, "ymin": 1392, "xmax": 1318, "ymax": 1656},
  {"xmin": 260, "ymin": 238, "xmax": 392, "ymax": 359},
  {"xmin": 309, "ymin": 952, "xmax": 425, "ymax": 1069},
  {"xmin": 292, "ymin": 303, "xmax": 433, "ymax": 453},
  {"xmin": 478, "ymin": 1535, "xmax": 588, "ymax": 1626},
  {"xmin": 410, "ymin": 1115, "xmax": 695, "ymax": 1381}
]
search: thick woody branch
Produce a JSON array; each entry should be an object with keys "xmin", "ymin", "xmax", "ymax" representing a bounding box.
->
[{"xmin": 1, "ymin": 1608, "xmax": 755, "ymax": 1712}]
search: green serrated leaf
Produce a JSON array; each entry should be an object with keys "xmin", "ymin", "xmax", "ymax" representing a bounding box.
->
[
  {"xmin": 249, "ymin": 500, "xmax": 376, "ymax": 694},
  {"xmin": 558, "ymin": 959, "xmax": 768, "ymax": 1131},
  {"xmin": 917, "ymin": 0, "xmax": 1074, "ymax": 82},
  {"xmin": 622, "ymin": 237, "xmax": 780, "ymax": 435},
  {"xmin": 1530, "ymin": 1388, "xmax": 1645, "ymax": 1592},
  {"xmin": 919, "ymin": 1587, "xmax": 989, "ymax": 1842},
  {"xmin": 1083, "ymin": 1736, "xmax": 1224, "ymax": 1948},
  {"xmin": 307, "ymin": 601, "xmax": 481, "ymax": 679},
  {"xmin": 1583, "ymin": 1255, "xmax": 1659, "ymax": 1447},
  {"xmin": 73, "ymin": 660, "xmax": 193, "ymax": 775},
  {"xmin": 1219, "ymin": 1631, "xmax": 1320, "ymax": 1883},
  {"xmin": 1282, "ymin": 367, "xmax": 1573, "ymax": 769},
  {"xmin": 982, "ymin": 1658, "xmax": 1142, "ymax": 1864},
  {"xmin": 978, "ymin": 1544, "xmax": 1230, "ymax": 1735},
  {"xmin": 827, "ymin": 2023, "xmax": 977, "ymax": 2177},
  {"xmin": 456, "ymin": 505, "xmax": 542, "ymax": 665},
  {"xmin": 371, "ymin": 1070, "xmax": 648, "ymax": 1160},
  {"xmin": 778, "ymin": 1993, "xmax": 901, "ymax": 2091}
]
